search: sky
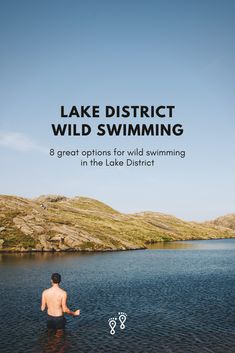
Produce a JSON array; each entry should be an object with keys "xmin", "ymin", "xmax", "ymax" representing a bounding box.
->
[{"xmin": 0, "ymin": 0, "xmax": 234, "ymax": 221}]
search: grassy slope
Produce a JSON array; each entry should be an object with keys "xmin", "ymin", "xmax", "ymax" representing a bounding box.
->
[
  {"xmin": 205, "ymin": 213, "xmax": 235, "ymax": 230},
  {"xmin": 0, "ymin": 195, "xmax": 234, "ymax": 252}
]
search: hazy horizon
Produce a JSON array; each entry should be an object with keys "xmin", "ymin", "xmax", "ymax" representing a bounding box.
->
[
  {"xmin": 0, "ymin": 0, "xmax": 234, "ymax": 221},
  {"xmin": 0, "ymin": 191, "xmax": 233, "ymax": 222}
]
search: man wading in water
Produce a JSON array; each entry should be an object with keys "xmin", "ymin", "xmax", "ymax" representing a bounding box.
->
[{"xmin": 41, "ymin": 273, "xmax": 80, "ymax": 329}]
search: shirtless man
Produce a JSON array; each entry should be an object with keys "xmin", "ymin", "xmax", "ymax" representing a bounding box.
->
[{"xmin": 41, "ymin": 273, "xmax": 80, "ymax": 329}]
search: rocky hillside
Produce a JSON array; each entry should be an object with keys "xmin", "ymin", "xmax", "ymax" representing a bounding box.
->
[
  {"xmin": 204, "ymin": 213, "xmax": 235, "ymax": 230},
  {"xmin": 0, "ymin": 195, "xmax": 234, "ymax": 252}
]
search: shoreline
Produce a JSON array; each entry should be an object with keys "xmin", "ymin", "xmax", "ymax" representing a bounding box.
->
[{"xmin": 1, "ymin": 237, "xmax": 235, "ymax": 254}]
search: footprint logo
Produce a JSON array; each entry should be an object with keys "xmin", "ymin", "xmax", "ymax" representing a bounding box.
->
[
  {"xmin": 108, "ymin": 317, "xmax": 117, "ymax": 335},
  {"xmin": 118, "ymin": 312, "xmax": 127, "ymax": 330}
]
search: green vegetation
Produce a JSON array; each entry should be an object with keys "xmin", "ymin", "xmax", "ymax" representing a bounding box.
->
[{"xmin": 0, "ymin": 194, "xmax": 234, "ymax": 252}]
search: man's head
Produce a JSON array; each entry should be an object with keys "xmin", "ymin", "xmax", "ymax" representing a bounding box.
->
[{"xmin": 51, "ymin": 273, "xmax": 61, "ymax": 284}]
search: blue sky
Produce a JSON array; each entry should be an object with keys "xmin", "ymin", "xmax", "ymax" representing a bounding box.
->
[{"xmin": 0, "ymin": 0, "xmax": 234, "ymax": 220}]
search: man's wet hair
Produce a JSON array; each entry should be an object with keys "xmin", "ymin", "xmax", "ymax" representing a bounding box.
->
[{"xmin": 51, "ymin": 273, "xmax": 61, "ymax": 284}]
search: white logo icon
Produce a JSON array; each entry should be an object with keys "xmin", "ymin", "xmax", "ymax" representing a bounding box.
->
[
  {"xmin": 118, "ymin": 312, "xmax": 127, "ymax": 329},
  {"xmin": 108, "ymin": 312, "xmax": 127, "ymax": 335},
  {"xmin": 108, "ymin": 317, "xmax": 117, "ymax": 335}
]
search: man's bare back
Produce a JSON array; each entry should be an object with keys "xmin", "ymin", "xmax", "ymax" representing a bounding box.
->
[
  {"xmin": 42, "ymin": 286, "xmax": 66, "ymax": 316},
  {"xmin": 41, "ymin": 273, "xmax": 80, "ymax": 329}
]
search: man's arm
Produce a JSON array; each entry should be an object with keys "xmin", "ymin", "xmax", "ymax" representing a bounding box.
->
[
  {"xmin": 41, "ymin": 291, "xmax": 47, "ymax": 311},
  {"xmin": 62, "ymin": 292, "xmax": 80, "ymax": 316}
]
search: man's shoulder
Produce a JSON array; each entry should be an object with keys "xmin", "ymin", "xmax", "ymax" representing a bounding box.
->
[
  {"xmin": 59, "ymin": 288, "xmax": 67, "ymax": 296},
  {"xmin": 42, "ymin": 287, "xmax": 67, "ymax": 295}
]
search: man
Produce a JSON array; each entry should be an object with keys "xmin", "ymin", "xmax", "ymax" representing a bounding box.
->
[{"xmin": 41, "ymin": 273, "xmax": 80, "ymax": 329}]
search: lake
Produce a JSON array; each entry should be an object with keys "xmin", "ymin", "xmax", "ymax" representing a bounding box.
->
[{"xmin": 0, "ymin": 239, "xmax": 235, "ymax": 353}]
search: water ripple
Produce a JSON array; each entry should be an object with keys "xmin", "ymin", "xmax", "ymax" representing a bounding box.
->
[{"xmin": 0, "ymin": 241, "xmax": 235, "ymax": 352}]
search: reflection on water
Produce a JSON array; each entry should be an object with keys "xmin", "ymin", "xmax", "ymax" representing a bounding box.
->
[
  {"xmin": 38, "ymin": 330, "xmax": 69, "ymax": 353},
  {"xmin": 149, "ymin": 238, "xmax": 235, "ymax": 250},
  {"xmin": 0, "ymin": 251, "xmax": 96, "ymax": 265},
  {"xmin": 0, "ymin": 239, "xmax": 235, "ymax": 353}
]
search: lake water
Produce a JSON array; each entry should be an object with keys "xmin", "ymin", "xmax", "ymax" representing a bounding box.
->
[{"xmin": 0, "ymin": 239, "xmax": 235, "ymax": 353}]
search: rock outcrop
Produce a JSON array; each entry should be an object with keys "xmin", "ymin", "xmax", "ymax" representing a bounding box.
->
[
  {"xmin": 0, "ymin": 195, "xmax": 234, "ymax": 252},
  {"xmin": 204, "ymin": 213, "xmax": 235, "ymax": 230}
]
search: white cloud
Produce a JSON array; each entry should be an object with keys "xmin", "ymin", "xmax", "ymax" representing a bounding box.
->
[{"xmin": 0, "ymin": 131, "xmax": 47, "ymax": 153}]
